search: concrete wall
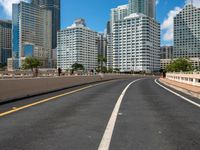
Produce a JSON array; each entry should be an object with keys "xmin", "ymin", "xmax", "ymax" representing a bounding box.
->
[{"xmin": 0, "ymin": 74, "xmax": 133, "ymax": 103}]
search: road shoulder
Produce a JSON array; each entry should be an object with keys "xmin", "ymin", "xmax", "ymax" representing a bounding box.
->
[{"xmin": 159, "ymin": 78, "xmax": 200, "ymax": 99}]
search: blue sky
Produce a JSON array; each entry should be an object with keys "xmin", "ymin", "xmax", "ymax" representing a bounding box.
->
[
  {"xmin": 0, "ymin": 0, "xmax": 199, "ymax": 45},
  {"xmin": 60, "ymin": 0, "xmax": 186, "ymax": 45},
  {"xmin": 60, "ymin": 0, "xmax": 182, "ymax": 30}
]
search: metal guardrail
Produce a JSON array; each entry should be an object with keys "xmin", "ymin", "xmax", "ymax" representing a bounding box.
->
[{"xmin": 166, "ymin": 72, "xmax": 200, "ymax": 87}]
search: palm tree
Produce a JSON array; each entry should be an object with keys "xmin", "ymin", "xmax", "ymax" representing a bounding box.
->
[{"xmin": 98, "ymin": 55, "xmax": 107, "ymax": 72}]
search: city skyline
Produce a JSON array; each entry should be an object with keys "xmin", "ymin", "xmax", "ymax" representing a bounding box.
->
[
  {"xmin": 0, "ymin": 0, "xmax": 200, "ymax": 46},
  {"xmin": 0, "ymin": 1, "xmax": 200, "ymax": 149}
]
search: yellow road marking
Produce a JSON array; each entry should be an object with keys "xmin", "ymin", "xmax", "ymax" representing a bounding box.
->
[{"xmin": 0, "ymin": 82, "xmax": 108, "ymax": 117}]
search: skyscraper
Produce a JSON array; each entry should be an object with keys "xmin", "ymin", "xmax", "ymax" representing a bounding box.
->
[
  {"xmin": 12, "ymin": 1, "xmax": 52, "ymax": 69},
  {"xmin": 106, "ymin": 21, "xmax": 113, "ymax": 70},
  {"xmin": 107, "ymin": 5, "xmax": 129, "ymax": 70},
  {"xmin": 57, "ymin": 19, "xmax": 98, "ymax": 71},
  {"xmin": 160, "ymin": 46, "xmax": 173, "ymax": 70},
  {"xmin": 174, "ymin": 4, "xmax": 200, "ymax": 58},
  {"xmin": 31, "ymin": 0, "xmax": 60, "ymax": 49},
  {"xmin": 161, "ymin": 46, "xmax": 173, "ymax": 59},
  {"xmin": 0, "ymin": 20, "xmax": 12, "ymax": 65},
  {"xmin": 97, "ymin": 33, "xmax": 107, "ymax": 59},
  {"xmin": 128, "ymin": 0, "xmax": 156, "ymax": 19},
  {"xmin": 111, "ymin": 4, "xmax": 129, "ymax": 23},
  {"xmin": 112, "ymin": 14, "xmax": 160, "ymax": 72},
  {"xmin": 109, "ymin": 0, "xmax": 160, "ymax": 73}
]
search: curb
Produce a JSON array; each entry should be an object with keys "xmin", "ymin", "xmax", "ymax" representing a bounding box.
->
[{"xmin": 159, "ymin": 79, "xmax": 200, "ymax": 99}]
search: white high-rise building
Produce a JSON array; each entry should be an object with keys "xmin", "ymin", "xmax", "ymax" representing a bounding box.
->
[
  {"xmin": 113, "ymin": 13, "xmax": 160, "ymax": 72},
  {"xmin": 57, "ymin": 19, "xmax": 98, "ymax": 71},
  {"xmin": 107, "ymin": 5, "xmax": 129, "ymax": 70},
  {"xmin": 111, "ymin": 4, "xmax": 129, "ymax": 25},
  {"xmin": 109, "ymin": 0, "xmax": 160, "ymax": 73}
]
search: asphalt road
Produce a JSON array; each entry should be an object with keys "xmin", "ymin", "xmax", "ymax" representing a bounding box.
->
[{"xmin": 0, "ymin": 77, "xmax": 200, "ymax": 150}]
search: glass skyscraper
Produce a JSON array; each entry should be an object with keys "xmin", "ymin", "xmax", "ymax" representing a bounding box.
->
[
  {"xmin": 12, "ymin": 1, "xmax": 52, "ymax": 69},
  {"xmin": 32, "ymin": 0, "xmax": 61, "ymax": 49},
  {"xmin": 128, "ymin": 0, "xmax": 156, "ymax": 19},
  {"xmin": 0, "ymin": 20, "xmax": 12, "ymax": 65}
]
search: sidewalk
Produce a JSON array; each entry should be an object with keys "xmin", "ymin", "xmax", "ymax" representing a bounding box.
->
[{"xmin": 159, "ymin": 78, "xmax": 200, "ymax": 99}]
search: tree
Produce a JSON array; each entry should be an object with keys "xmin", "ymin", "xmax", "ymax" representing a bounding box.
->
[
  {"xmin": 0, "ymin": 64, "xmax": 6, "ymax": 71},
  {"xmin": 101, "ymin": 66, "xmax": 107, "ymax": 73},
  {"xmin": 22, "ymin": 57, "xmax": 41, "ymax": 77},
  {"xmin": 98, "ymin": 55, "xmax": 107, "ymax": 72},
  {"xmin": 107, "ymin": 67, "xmax": 113, "ymax": 73},
  {"xmin": 114, "ymin": 68, "xmax": 120, "ymax": 73},
  {"xmin": 71, "ymin": 63, "xmax": 84, "ymax": 71},
  {"xmin": 166, "ymin": 58, "xmax": 193, "ymax": 72}
]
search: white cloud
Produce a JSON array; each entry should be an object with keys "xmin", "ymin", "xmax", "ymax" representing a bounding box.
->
[
  {"xmin": 156, "ymin": 0, "xmax": 159, "ymax": 5},
  {"xmin": 0, "ymin": 0, "xmax": 29, "ymax": 18},
  {"xmin": 161, "ymin": 7, "xmax": 182, "ymax": 42},
  {"xmin": 185, "ymin": 0, "xmax": 200, "ymax": 7},
  {"xmin": 161, "ymin": 7, "xmax": 181, "ymax": 30},
  {"xmin": 161, "ymin": 0, "xmax": 200, "ymax": 43}
]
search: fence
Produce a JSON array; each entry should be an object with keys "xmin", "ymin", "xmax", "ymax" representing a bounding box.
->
[
  {"xmin": 0, "ymin": 70, "xmax": 99, "ymax": 79},
  {"xmin": 0, "ymin": 70, "xmax": 58, "ymax": 79},
  {"xmin": 166, "ymin": 72, "xmax": 200, "ymax": 87}
]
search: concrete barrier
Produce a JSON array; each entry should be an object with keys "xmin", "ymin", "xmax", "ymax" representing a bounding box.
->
[{"xmin": 0, "ymin": 74, "xmax": 134, "ymax": 103}]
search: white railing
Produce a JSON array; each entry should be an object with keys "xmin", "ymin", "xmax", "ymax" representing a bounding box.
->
[{"xmin": 166, "ymin": 72, "xmax": 200, "ymax": 87}]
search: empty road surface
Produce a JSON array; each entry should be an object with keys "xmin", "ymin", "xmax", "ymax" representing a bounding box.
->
[{"xmin": 0, "ymin": 77, "xmax": 200, "ymax": 150}]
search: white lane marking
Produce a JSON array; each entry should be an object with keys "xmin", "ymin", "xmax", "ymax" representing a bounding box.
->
[
  {"xmin": 155, "ymin": 79, "xmax": 200, "ymax": 108},
  {"xmin": 98, "ymin": 78, "xmax": 143, "ymax": 150}
]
